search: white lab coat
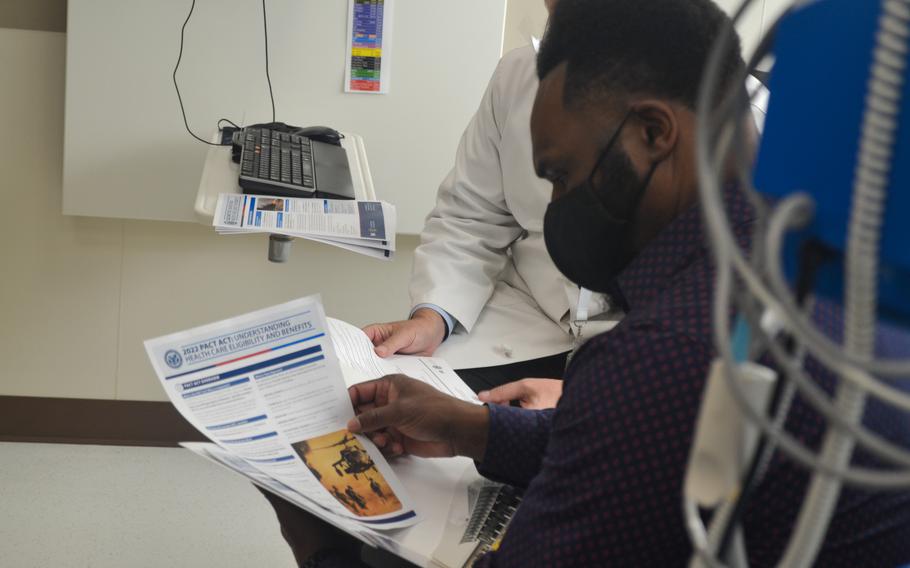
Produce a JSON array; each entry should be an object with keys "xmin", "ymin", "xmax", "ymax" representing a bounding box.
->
[
  {"xmin": 412, "ymin": 46, "xmax": 769, "ymax": 369},
  {"xmin": 411, "ymin": 46, "xmax": 598, "ymax": 369}
]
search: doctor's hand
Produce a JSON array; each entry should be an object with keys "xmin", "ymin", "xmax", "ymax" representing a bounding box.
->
[
  {"xmin": 347, "ymin": 374, "xmax": 489, "ymax": 462},
  {"xmin": 362, "ymin": 308, "xmax": 447, "ymax": 358},
  {"xmin": 477, "ymin": 378, "xmax": 564, "ymax": 410}
]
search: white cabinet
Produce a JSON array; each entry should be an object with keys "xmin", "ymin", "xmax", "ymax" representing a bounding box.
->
[{"xmin": 63, "ymin": 0, "xmax": 507, "ymax": 233}]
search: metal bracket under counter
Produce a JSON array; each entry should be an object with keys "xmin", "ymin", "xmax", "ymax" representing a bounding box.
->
[{"xmin": 193, "ymin": 131, "xmax": 377, "ymax": 262}]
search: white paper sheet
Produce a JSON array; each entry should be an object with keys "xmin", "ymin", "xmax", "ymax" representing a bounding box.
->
[{"xmin": 328, "ymin": 318, "xmax": 479, "ymax": 404}]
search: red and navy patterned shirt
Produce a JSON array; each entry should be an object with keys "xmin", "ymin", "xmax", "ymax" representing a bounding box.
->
[{"xmin": 475, "ymin": 187, "xmax": 910, "ymax": 567}]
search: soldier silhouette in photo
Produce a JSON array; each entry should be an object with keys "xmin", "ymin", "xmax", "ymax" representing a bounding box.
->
[
  {"xmin": 369, "ymin": 477, "xmax": 388, "ymax": 502},
  {"xmin": 345, "ymin": 485, "xmax": 367, "ymax": 510},
  {"xmin": 331, "ymin": 485, "xmax": 354, "ymax": 511}
]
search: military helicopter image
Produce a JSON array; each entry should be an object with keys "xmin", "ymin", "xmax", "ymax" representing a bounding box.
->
[
  {"xmin": 294, "ymin": 429, "xmax": 403, "ymax": 517},
  {"xmin": 316, "ymin": 434, "xmax": 378, "ymax": 480}
]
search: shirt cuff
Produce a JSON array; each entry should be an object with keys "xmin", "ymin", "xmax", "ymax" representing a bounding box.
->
[
  {"xmin": 411, "ymin": 303, "xmax": 456, "ymax": 341},
  {"xmin": 476, "ymin": 404, "xmax": 554, "ymax": 488}
]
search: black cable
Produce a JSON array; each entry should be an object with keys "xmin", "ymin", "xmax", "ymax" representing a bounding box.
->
[
  {"xmin": 218, "ymin": 118, "xmax": 241, "ymax": 130},
  {"xmin": 173, "ymin": 0, "xmax": 231, "ymax": 146},
  {"xmin": 174, "ymin": 1, "xmax": 276, "ymax": 145},
  {"xmin": 262, "ymin": 0, "xmax": 277, "ymax": 123}
]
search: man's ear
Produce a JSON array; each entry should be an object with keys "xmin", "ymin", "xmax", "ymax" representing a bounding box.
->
[{"xmin": 628, "ymin": 100, "xmax": 678, "ymax": 163}]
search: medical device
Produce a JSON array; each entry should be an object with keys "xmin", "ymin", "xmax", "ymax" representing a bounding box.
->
[{"xmin": 684, "ymin": 0, "xmax": 910, "ymax": 566}]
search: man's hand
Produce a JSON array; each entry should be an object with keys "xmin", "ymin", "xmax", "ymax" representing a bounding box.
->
[
  {"xmin": 362, "ymin": 308, "xmax": 447, "ymax": 358},
  {"xmin": 347, "ymin": 374, "xmax": 490, "ymax": 461},
  {"xmin": 477, "ymin": 378, "xmax": 563, "ymax": 409}
]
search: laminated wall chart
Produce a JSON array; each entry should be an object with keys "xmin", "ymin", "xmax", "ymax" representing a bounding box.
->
[{"xmin": 345, "ymin": 0, "xmax": 394, "ymax": 94}]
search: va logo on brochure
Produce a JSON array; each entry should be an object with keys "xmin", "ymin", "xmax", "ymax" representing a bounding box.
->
[{"xmin": 164, "ymin": 349, "xmax": 184, "ymax": 369}]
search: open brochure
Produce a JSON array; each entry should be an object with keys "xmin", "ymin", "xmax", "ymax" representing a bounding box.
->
[
  {"xmin": 213, "ymin": 194, "xmax": 397, "ymax": 260},
  {"xmin": 328, "ymin": 317, "xmax": 478, "ymax": 403},
  {"xmin": 144, "ymin": 296, "xmax": 478, "ymax": 541}
]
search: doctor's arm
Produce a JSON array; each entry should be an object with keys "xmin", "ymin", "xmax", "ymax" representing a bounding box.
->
[{"xmin": 363, "ymin": 57, "xmax": 526, "ymax": 357}]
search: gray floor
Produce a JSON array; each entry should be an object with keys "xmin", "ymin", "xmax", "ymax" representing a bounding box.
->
[{"xmin": 0, "ymin": 442, "xmax": 297, "ymax": 568}]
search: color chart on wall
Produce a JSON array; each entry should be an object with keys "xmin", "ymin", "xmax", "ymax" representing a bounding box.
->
[{"xmin": 345, "ymin": 0, "xmax": 394, "ymax": 94}]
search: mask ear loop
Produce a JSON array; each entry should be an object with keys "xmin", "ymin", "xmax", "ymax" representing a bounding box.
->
[
  {"xmin": 581, "ymin": 112, "xmax": 634, "ymax": 220},
  {"xmin": 588, "ymin": 145, "xmax": 662, "ymax": 225}
]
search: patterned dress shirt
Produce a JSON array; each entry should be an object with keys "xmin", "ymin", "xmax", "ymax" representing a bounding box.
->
[
  {"xmin": 311, "ymin": 187, "xmax": 910, "ymax": 567},
  {"xmin": 474, "ymin": 187, "xmax": 910, "ymax": 567}
]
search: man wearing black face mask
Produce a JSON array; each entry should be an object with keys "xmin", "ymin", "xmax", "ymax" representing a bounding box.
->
[
  {"xmin": 264, "ymin": 0, "xmax": 910, "ymax": 565},
  {"xmin": 542, "ymin": 111, "xmax": 659, "ymax": 296}
]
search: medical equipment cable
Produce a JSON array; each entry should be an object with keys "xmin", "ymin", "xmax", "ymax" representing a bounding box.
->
[
  {"xmin": 696, "ymin": 1, "xmax": 910, "ymax": 488},
  {"xmin": 688, "ymin": 0, "xmax": 910, "ymax": 565},
  {"xmin": 778, "ymin": 1, "xmax": 909, "ymax": 563}
]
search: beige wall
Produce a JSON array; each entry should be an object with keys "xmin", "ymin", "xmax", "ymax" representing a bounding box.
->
[
  {"xmin": 0, "ymin": 27, "xmax": 418, "ymax": 402},
  {"xmin": 503, "ymin": 0, "xmax": 548, "ymax": 55}
]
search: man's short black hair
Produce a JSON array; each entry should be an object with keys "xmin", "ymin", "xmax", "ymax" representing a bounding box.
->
[{"xmin": 537, "ymin": 0, "xmax": 745, "ymax": 111}]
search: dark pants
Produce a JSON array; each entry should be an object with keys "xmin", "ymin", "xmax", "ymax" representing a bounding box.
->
[{"xmin": 455, "ymin": 351, "xmax": 570, "ymax": 393}]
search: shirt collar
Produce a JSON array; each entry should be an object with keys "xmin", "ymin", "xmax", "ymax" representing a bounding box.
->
[{"xmin": 613, "ymin": 184, "xmax": 755, "ymax": 311}]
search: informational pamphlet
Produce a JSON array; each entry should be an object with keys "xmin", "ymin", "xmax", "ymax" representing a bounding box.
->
[
  {"xmin": 145, "ymin": 296, "xmax": 419, "ymax": 530},
  {"xmin": 213, "ymin": 193, "xmax": 396, "ymax": 260}
]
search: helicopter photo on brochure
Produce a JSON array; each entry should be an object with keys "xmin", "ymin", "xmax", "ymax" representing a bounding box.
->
[{"xmin": 293, "ymin": 429, "xmax": 404, "ymax": 517}]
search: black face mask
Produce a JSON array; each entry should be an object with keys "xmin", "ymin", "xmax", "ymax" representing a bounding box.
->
[{"xmin": 543, "ymin": 114, "xmax": 659, "ymax": 294}]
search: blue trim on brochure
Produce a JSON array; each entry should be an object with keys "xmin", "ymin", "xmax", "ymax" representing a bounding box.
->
[
  {"xmin": 179, "ymin": 345, "xmax": 323, "ymax": 392},
  {"xmin": 248, "ymin": 455, "xmax": 296, "ymax": 463},
  {"xmin": 221, "ymin": 431, "xmax": 278, "ymax": 444},
  {"xmin": 358, "ymin": 510, "xmax": 418, "ymax": 525},
  {"xmin": 164, "ymin": 328, "xmax": 324, "ymax": 381},
  {"xmin": 207, "ymin": 414, "xmax": 268, "ymax": 431},
  {"xmin": 182, "ymin": 377, "xmax": 250, "ymax": 399}
]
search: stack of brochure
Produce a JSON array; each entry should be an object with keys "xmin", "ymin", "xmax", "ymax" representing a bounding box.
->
[
  {"xmin": 144, "ymin": 296, "xmax": 481, "ymax": 565},
  {"xmin": 213, "ymin": 193, "xmax": 396, "ymax": 260}
]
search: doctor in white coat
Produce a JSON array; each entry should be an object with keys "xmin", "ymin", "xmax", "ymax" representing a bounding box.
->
[
  {"xmin": 363, "ymin": 0, "xmax": 614, "ymax": 397},
  {"xmin": 364, "ymin": 0, "xmax": 768, "ymax": 402}
]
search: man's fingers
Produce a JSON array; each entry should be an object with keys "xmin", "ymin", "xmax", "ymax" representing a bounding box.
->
[
  {"xmin": 477, "ymin": 380, "xmax": 529, "ymax": 405},
  {"xmin": 370, "ymin": 431, "xmax": 389, "ymax": 448},
  {"xmin": 348, "ymin": 378, "xmax": 392, "ymax": 409},
  {"xmin": 349, "ymin": 380, "xmax": 380, "ymax": 408},
  {"xmin": 348, "ymin": 403, "xmax": 401, "ymax": 434}
]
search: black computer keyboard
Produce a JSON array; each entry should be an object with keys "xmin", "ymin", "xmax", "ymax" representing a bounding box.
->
[{"xmin": 238, "ymin": 127, "xmax": 317, "ymax": 197}]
